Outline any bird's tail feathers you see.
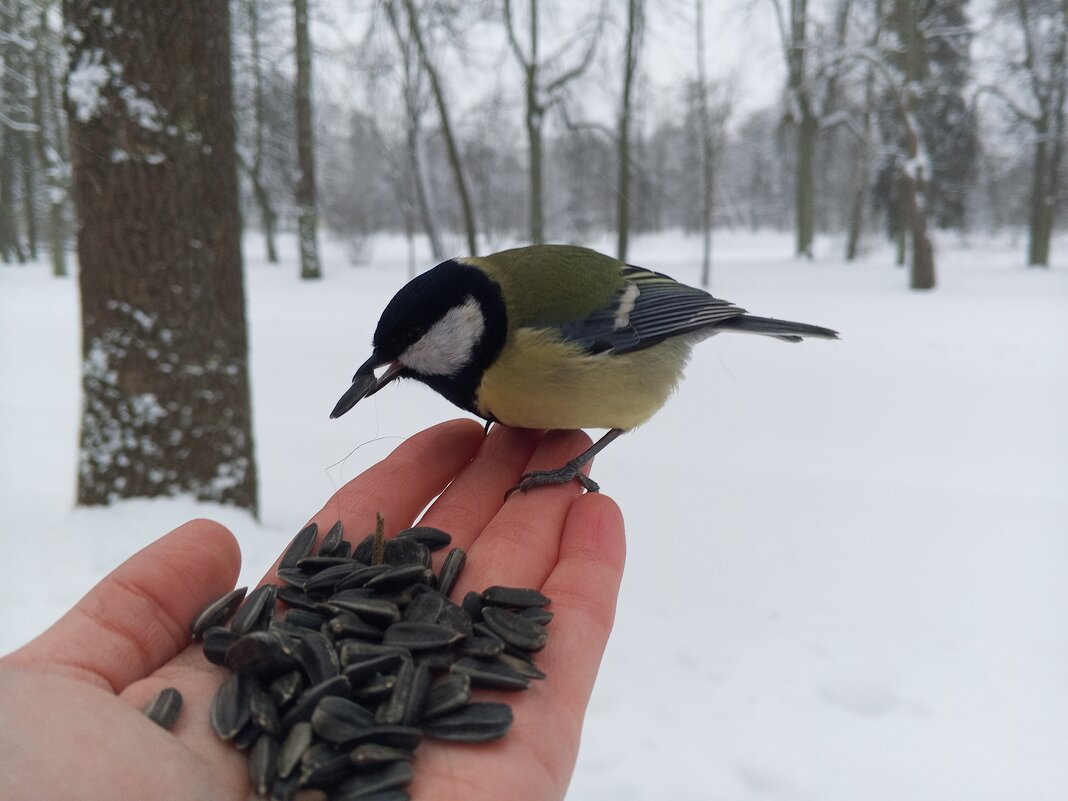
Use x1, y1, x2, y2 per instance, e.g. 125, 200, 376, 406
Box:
718, 315, 839, 343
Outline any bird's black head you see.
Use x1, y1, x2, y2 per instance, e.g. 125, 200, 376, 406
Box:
331, 259, 507, 419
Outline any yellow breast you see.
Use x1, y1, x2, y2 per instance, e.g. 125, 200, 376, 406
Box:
474, 329, 691, 430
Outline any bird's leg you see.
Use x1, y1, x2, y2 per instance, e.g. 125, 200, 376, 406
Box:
506, 428, 626, 498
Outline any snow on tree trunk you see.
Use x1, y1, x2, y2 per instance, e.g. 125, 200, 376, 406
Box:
64, 0, 258, 512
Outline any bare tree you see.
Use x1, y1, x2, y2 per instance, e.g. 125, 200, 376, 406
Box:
616, 0, 643, 261
244, 0, 279, 264
382, 0, 444, 260
399, 0, 478, 255
504, 0, 603, 244
294, 0, 322, 278
985, 0, 1068, 266
695, 0, 714, 285
65, 0, 258, 510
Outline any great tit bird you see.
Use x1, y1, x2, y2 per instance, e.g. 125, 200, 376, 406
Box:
331, 244, 837, 495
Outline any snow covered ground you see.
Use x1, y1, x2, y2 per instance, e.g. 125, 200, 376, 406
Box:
2, 229, 1066, 800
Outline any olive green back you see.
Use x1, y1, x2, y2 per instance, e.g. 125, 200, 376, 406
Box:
465, 245, 627, 329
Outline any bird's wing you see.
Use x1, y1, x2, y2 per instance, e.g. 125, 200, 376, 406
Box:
553, 265, 746, 355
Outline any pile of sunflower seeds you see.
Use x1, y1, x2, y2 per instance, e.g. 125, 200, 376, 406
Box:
191, 520, 552, 801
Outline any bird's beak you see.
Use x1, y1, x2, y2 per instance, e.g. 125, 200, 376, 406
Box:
329, 354, 405, 419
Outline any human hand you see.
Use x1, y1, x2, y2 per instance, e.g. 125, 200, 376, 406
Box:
0, 420, 626, 801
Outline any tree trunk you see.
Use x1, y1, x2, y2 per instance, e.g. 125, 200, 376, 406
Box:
526, 66, 544, 245
1027, 137, 1052, 266
32, 7, 68, 277
248, 0, 278, 264
65, 0, 258, 512
795, 108, 816, 259
845, 68, 873, 262
402, 0, 478, 255
294, 0, 322, 278
0, 127, 23, 263
696, 0, 714, 286
20, 126, 38, 261
616, 0, 641, 262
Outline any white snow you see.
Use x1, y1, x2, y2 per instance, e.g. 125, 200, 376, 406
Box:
66, 48, 111, 123
1, 230, 1066, 800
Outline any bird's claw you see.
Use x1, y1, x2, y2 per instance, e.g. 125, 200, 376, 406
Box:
505, 461, 600, 499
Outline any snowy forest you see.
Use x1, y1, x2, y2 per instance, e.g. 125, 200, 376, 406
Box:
1, 0, 1064, 286
1, 4, 1065, 799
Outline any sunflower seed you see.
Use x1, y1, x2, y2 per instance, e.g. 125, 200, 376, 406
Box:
233, 720, 262, 750
318, 520, 345, 556
383, 537, 431, 568
364, 564, 432, 592
332, 761, 414, 800
481, 606, 549, 652
334, 564, 392, 591
296, 555, 358, 573
280, 523, 318, 570
354, 672, 397, 704
328, 611, 385, 641
450, 656, 530, 690
327, 596, 401, 626
422, 702, 513, 742
460, 591, 484, 623
304, 563, 367, 594
383, 621, 464, 652
269, 670, 303, 709
374, 657, 415, 725
394, 526, 452, 552
349, 744, 413, 768
202, 625, 238, 665
269, 774, 299, 801
311, 695, 375, 744
299, 748, 353, 788
210, 672, 252, 740
457, 635, 504, 658
191, 587, 247, 638
276, 585, 319, 611
250, 684, 281, 734
277, 720, 313, 779
437, 601, 473, 639
276, 568, 314, 589
437, 548, 466, 598
517, 606, 554, 625
230, 585, 278, 636
250, 732, 279, 796
143, 687, 183, 730
280, 675, 352, 730
226, 630, 298, 677
498, 651, 547, 680
481, 586, 551, 608
342, 653, 405, 685
282, 608, 326, 630
401, 591, 443, 625
421, 672, 471, 719
296, 629, 340, 686
343, 725, 423, 750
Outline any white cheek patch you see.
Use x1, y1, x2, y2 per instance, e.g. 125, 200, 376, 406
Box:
399, 296, 485, 376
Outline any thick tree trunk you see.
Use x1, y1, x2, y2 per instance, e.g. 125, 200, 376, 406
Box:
294, 0, 322, 278
1028, 137, 1053, 267
65, 0, 258, 512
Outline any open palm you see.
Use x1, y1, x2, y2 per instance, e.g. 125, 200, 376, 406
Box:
0, 420, 626, 801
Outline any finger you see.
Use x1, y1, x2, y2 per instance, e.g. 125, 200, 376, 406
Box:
262, 419, 485, 582
5, 519, 241, 694
418, 425, 543, 551
453, 429, 594, 597
537, 493, 626, 707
